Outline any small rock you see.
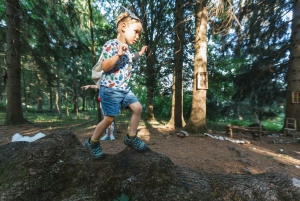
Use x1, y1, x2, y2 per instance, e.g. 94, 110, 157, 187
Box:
180, 130, 189, 136
292, 178, 300, 188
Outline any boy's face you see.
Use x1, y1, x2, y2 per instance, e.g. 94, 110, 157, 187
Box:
123, 22, 143, 45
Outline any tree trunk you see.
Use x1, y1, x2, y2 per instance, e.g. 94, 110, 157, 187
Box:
36, 71, 43, 111
0, 68, 3, 102
49, 85, 53, 111
5, 0, 27, 125
55, 64, 62, 119
72, 77, 79, 115
65, 92, 69, 116
0, 67, 6, 102
168, 0, 186, 128
81, 91, 86, 111
145, 51, 156, 121
140, 7, 156, 122
146, 86, 155, 120
167, 77, 175, 126
1, 131, 299, 201
284, 0, 300, 127
184, 0, 208, 133
87, 0, 101, 122
21, 68, 27, 109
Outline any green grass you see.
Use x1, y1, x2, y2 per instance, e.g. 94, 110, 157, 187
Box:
0, 110, 97, 127
0, 109, 284, 133
207, 116, 283, 132
0, 112, 5, 122
262, 121, 283, 132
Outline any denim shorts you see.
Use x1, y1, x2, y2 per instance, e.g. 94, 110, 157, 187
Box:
99, 86, 139, 116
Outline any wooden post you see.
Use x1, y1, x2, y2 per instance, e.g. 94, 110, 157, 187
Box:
225, 124, 233, 138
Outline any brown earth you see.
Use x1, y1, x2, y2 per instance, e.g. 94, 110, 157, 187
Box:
0, 120, 299, 179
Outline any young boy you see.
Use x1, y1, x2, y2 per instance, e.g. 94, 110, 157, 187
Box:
85, 7, 148, 159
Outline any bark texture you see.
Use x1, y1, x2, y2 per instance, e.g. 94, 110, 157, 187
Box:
0, 131, 299, 201
5, 0, 27, 125
285, 0, 300, 126
184, 1, 208, 133
173, 0, 186, 127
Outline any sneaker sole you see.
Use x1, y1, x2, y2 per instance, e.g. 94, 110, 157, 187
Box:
124, 141, 148, 151
85, 142, 105, 159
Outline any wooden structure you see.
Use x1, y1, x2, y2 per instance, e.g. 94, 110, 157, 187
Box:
284, 118, 298, 138
225, 124, 267, 140
196, 71, 208, 90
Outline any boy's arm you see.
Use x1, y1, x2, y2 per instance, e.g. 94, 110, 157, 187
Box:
132, 46, 148, 62
81, 85, 98, 90
102, 44, 128, 72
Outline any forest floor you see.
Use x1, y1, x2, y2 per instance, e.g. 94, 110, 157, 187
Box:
1, 119, 300, 179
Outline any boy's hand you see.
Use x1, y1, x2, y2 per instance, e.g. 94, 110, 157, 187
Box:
81, 85, 90, 90
81, 85, 98, 90
139, 46, 148, 56
118, 44, 129, 56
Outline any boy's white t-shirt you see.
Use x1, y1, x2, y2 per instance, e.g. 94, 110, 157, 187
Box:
99, 39, 134, 91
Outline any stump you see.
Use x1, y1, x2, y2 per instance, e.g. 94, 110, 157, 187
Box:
0, 130, 299, 201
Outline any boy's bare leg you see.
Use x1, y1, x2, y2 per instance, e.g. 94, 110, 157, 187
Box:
128, 102, 142, 136
85, 116, 114, 159
123, 102, 147, 151
92, 116, 114, 141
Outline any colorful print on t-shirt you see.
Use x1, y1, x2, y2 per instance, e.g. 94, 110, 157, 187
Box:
99, 39, 134, 91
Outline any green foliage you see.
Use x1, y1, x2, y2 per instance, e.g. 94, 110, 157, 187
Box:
261, 119, 283, 132
153, 94, 172, 118
21, 110, 98, 126
228, 0, 291, 107
229, 118, 282, 132
113, 193, 129, 201
206, 0, 292, 124
0, 0, 294, 127
0, 101, 5, 112
183, 93, 192, 118
0, 109, 5, 121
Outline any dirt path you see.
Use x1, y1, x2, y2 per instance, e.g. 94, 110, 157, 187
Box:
1, 122, 300, 178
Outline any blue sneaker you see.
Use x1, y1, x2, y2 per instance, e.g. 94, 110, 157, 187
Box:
85, 138, 105, 159
124, 135, 148, 151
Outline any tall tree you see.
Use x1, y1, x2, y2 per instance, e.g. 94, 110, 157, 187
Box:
5, 0, 27, 125
87, 0, 102, 122
229, 0, 292, 114
168, 0, 186, 127
285, 0, 300, 126
0, 0, 6, 102
184, 0, 208, 133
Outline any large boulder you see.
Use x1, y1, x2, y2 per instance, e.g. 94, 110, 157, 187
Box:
0, 130, 299, 201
